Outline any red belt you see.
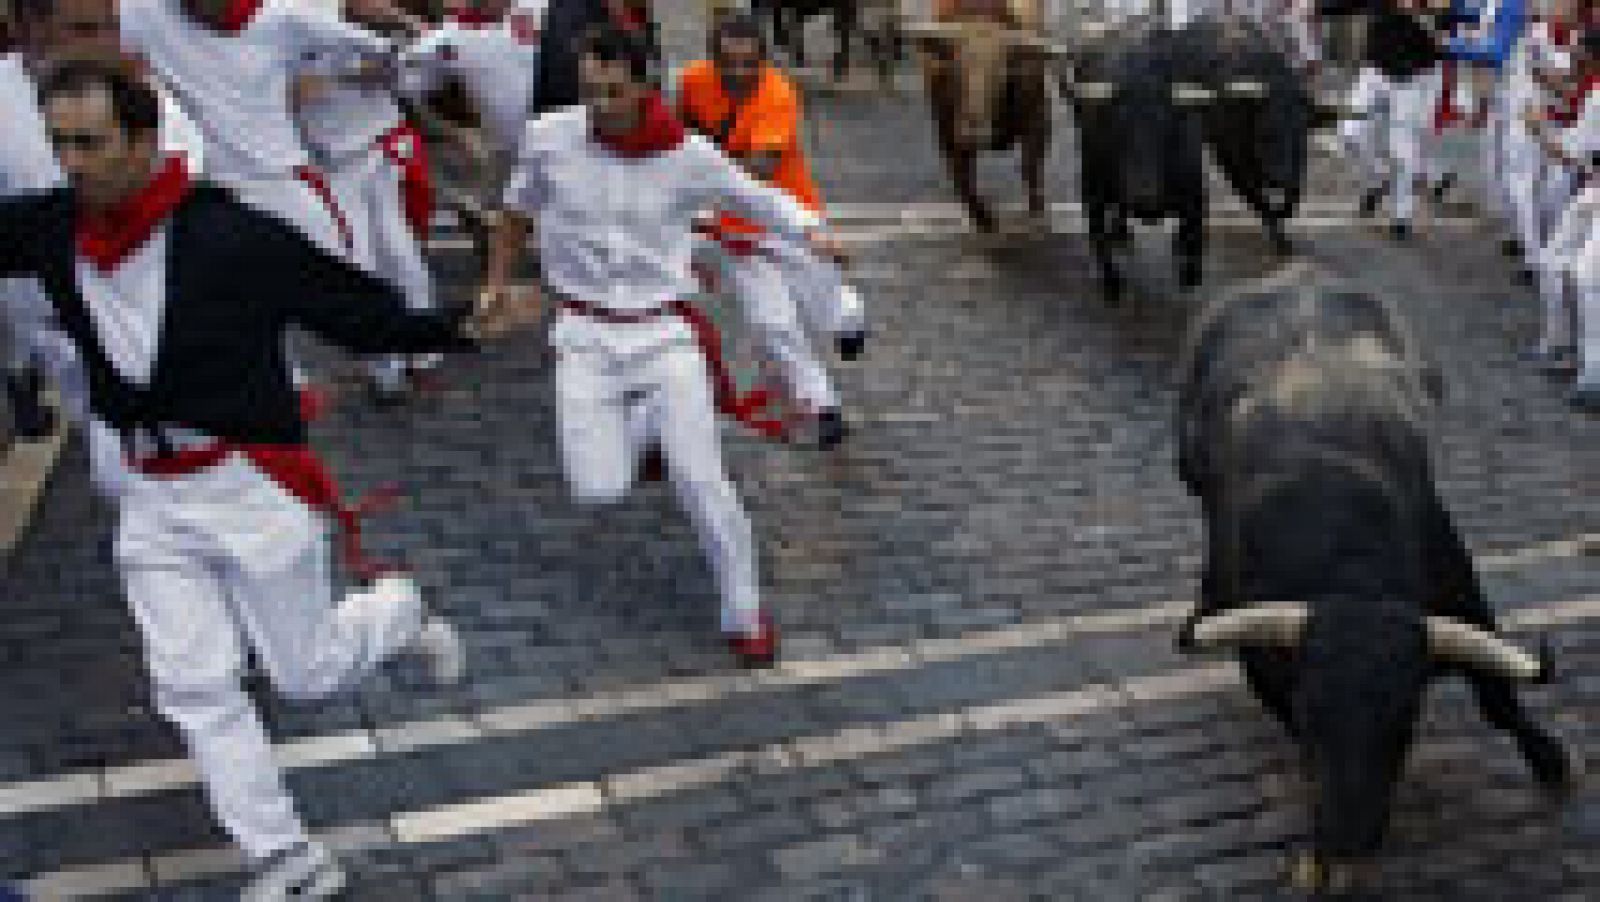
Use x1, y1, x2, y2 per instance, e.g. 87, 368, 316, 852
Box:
692, 218, 765, 258
378, 122, 433, 238
559, 298, 790, 440
294, 165, 355, 251
129, 442, 402, 582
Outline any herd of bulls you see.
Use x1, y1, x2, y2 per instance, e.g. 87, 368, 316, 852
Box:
791, 7, 1582, 893
904, 10, 1338, 302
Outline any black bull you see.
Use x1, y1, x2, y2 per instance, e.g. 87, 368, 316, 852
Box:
1175, 15, 1327, 255
1173, 263, 1575, 889
1066, 24, 1208, 302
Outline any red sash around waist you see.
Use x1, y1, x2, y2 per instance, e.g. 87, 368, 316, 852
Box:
559, 298, 790, 440
129, 442, 402, 582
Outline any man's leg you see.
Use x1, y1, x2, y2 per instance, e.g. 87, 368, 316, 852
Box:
1341, 67, 1388, 210
768, 237, 868, 353
368, 150, 443, 393
225, 527, 453, 701
556, 347, 637, 505
117, 531, 310, 862
649, 344, 765, 639
1386, 70, 1435, 235
1570, 211, 1600, 405
720, 246, 845, 445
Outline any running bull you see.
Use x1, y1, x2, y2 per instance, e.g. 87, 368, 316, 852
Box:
1174, 14, 1338, 256
903, 0, 1066, 233
1063, 18, 1210, 301
1174, 262, 1577, 892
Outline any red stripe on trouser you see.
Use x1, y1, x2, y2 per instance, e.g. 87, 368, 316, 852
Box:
128, 442, 403, 581
559, 299, 791, 440
294, 165, 354, 251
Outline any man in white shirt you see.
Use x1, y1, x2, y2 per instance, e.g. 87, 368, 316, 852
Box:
118, 0, 397, 254
482, 26, 847, 666
294, 0, 444, 404
400, 0, 545, 171
1528, 27, 1598, 407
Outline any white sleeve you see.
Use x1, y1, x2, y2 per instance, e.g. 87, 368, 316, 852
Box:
680, 135, 820, 238
117, 0, 153, 55
398, 30, 451, 98
502, 119, 552, 212
1562, 94, 1600, 165
268, 0, 392, 57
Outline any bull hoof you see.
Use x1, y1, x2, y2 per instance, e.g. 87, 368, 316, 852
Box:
1287, 852, 1361, 897
1179, 266, 1202, 291
970, 211, 999, 233
1528, 735, 1581, 799
1101, 277, 1124, 306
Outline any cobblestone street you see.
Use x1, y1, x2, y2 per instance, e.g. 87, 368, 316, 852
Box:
1, 5, 1598, 899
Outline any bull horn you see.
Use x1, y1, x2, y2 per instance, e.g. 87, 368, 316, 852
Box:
1178, 603, 1309, 652
1425, 617, 1548, 682
1071, 81, 1116, 101
901, 20, 966, 41
1008, 32, 1073, 56
1171, 83, 1217, 105
1224, 79, 1269, 97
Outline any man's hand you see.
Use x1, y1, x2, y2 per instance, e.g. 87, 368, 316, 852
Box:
466, 281, 544, 341
807, 227, 851, 269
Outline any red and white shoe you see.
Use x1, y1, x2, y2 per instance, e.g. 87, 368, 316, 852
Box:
726, 613, 779, 669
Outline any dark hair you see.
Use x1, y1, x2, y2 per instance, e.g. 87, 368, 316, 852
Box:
12, 0, 53, 23
577, 23, 656, 85
39, 59, 161, 135
710, 13, 767, 59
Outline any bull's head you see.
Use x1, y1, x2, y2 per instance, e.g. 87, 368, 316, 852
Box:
1179, 601, 1548, 890
904, 19, 1066, 149
1065, 70, 1215, 219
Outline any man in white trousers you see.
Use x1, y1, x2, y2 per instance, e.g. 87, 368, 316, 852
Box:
0, 63, 535, 898
1528, 26, 1598, 404
1342, 0, 1448, 238
294, 0, 445, 405
676, 14, 863, 449
482, 26, 848, 666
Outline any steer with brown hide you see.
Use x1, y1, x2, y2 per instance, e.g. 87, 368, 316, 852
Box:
904, 0, 1064, 232
1174, 261, 1576, 892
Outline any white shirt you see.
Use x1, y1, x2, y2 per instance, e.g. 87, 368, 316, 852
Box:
400, 6, 545, 157
1561, 91, 1599, 170
292, 0, 402, 161
0, 54, 64, 194
503, 107, 820, 354
120, 0, 391, 178
76, 231, 170, 388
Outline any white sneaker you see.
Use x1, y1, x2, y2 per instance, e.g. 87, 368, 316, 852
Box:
413, 616, 465, 686
241, 841, 346, 901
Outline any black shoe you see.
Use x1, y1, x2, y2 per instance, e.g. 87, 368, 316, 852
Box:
836, 330, 867, 361
368, 379, 409, 409
1430, 173, 1456, 202
817, 409, 849, 450
1389, 221, 1411, 241
1501, 238, 1522, 259
638, 441, 665, 482
4, 368, 56, 440
1358, 188, 1384, 218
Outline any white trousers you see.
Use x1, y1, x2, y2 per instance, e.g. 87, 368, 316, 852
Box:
325, 144, 437, 386
700, 240, 839, 414
1341, 66, 1441, 224
555, 338, 763, 634
1536, 182, 1600, 380
116, 456, 424, 861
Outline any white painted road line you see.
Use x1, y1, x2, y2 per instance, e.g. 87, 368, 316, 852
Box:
28, 587, 1597, 898
0, 531, 1591, 823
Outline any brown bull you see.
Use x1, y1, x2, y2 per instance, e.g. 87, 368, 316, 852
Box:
907, 0, 1065, 231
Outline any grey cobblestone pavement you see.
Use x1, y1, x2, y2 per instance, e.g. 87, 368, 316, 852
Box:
2, 6, 1598, 899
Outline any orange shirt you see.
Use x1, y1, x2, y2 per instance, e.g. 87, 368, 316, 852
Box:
676, 59, 823, 234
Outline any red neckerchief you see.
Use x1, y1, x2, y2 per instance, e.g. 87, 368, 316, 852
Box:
214, 0, 265, 34
448, 9, 500, 27
592, 92, 685, 158
1556, 71, 1600, 124
604, 0, 648, 33
76, 155, 194, 274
